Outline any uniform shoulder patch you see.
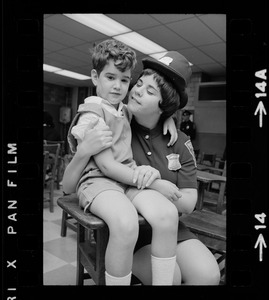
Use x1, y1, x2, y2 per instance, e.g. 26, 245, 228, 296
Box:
184, 140, 197, 167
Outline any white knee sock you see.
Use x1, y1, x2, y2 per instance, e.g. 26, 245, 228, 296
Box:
151, 255, 176, 285
105, 271, 132, 285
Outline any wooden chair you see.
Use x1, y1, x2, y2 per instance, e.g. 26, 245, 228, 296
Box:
43, 143, 61, 212
202, 161, 227, 213
44, 140, 65, 189
200, 152, 217, 167
57, 194, 148, 285
60, 198, 77, 237
180, 172, 226, 284
200, 152, 219, 192
43, 151, 49, 187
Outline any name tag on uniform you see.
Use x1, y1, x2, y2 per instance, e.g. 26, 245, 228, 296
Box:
166, 153, 181, 171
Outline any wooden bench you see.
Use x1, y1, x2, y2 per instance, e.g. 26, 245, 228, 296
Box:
57, 194, 149, 285
58, 190, 226, 285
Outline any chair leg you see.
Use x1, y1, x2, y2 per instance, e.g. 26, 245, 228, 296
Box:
56, 158, 64, 190
95, 227, 109, 285
56, 174, 60, 190
76, 259, 85, 286
61, 210, 68, 237
49, 181, 54, 213
76, 224, 85, 285
56, 161, 61, 190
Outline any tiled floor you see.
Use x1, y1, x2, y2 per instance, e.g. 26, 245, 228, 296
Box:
43, 187, 95, 285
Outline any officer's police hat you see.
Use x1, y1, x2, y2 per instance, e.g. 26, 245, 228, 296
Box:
142, 51, 192, 109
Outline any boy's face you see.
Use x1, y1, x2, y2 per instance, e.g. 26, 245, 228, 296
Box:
91, 60, 131, 107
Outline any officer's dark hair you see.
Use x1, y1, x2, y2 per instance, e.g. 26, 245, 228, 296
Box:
138, 68, 180, 122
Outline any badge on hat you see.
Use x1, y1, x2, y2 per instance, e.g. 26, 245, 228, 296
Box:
166, 153, 181, 171
159, 56, 173, 66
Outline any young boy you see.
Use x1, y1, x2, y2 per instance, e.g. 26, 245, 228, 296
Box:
67, 39, 178, 285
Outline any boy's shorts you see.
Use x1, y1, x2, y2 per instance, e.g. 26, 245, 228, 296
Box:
77, 177, 140, 212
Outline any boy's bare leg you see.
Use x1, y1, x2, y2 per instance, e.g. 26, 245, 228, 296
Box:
90, 190, 139, 284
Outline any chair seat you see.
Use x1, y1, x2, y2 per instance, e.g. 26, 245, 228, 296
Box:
57, 194, 107, 230
58, 194, 226, 285
57, 194, 149, 230
57, 194, 150, 285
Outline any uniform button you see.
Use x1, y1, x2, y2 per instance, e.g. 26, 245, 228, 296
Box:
145, 135, 149, 140
147, 151, 152, 156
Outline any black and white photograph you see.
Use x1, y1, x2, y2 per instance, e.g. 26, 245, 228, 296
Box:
43, 13, 226, 286
2, 2, 268, 299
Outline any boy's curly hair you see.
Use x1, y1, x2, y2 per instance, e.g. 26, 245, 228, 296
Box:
91, 39, 137, 74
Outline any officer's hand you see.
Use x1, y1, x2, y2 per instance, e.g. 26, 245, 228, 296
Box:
133, 165, 161, 189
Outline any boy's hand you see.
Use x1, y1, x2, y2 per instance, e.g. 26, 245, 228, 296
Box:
163, 116, 178, 147
133, 165, 161, 189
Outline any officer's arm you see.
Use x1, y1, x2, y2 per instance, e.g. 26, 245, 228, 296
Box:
62, 147, 91, 194
62, 125, 113, 194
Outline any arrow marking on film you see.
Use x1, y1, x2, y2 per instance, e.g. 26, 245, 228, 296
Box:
254, 233, 267, 262
254, 101, 267, 128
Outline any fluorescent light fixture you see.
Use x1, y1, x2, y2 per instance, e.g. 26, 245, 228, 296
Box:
64, 14, 131, 36
63, 14, 170, 58
43, 64, 91, 80
60, 15, 193, 72
43, 64, 61, 72
55, 70, 91, 80
114, 32, 166, 55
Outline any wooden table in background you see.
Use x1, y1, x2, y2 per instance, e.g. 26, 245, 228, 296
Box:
196, 170, 226, 211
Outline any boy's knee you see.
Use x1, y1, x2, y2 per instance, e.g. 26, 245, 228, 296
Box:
110, 215, 139, 244
151, 205, 178, 231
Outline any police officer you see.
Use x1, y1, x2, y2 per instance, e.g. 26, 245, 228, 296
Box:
180, 110, 196, 141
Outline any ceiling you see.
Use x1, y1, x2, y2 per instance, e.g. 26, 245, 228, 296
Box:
44, 14, 226, 88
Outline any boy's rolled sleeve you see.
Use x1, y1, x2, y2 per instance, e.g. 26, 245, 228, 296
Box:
71, 113, 105, 141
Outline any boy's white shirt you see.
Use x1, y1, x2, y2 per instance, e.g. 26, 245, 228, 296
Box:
71, 96, 131, 143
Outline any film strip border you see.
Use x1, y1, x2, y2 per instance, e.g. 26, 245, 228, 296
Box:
2, 8, 268, 299
228, 16, 267, 291
2, 9, 44, 299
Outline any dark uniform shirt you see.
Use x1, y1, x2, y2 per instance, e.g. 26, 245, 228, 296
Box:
180, 120, 196, 141
131, 118, 197, 189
